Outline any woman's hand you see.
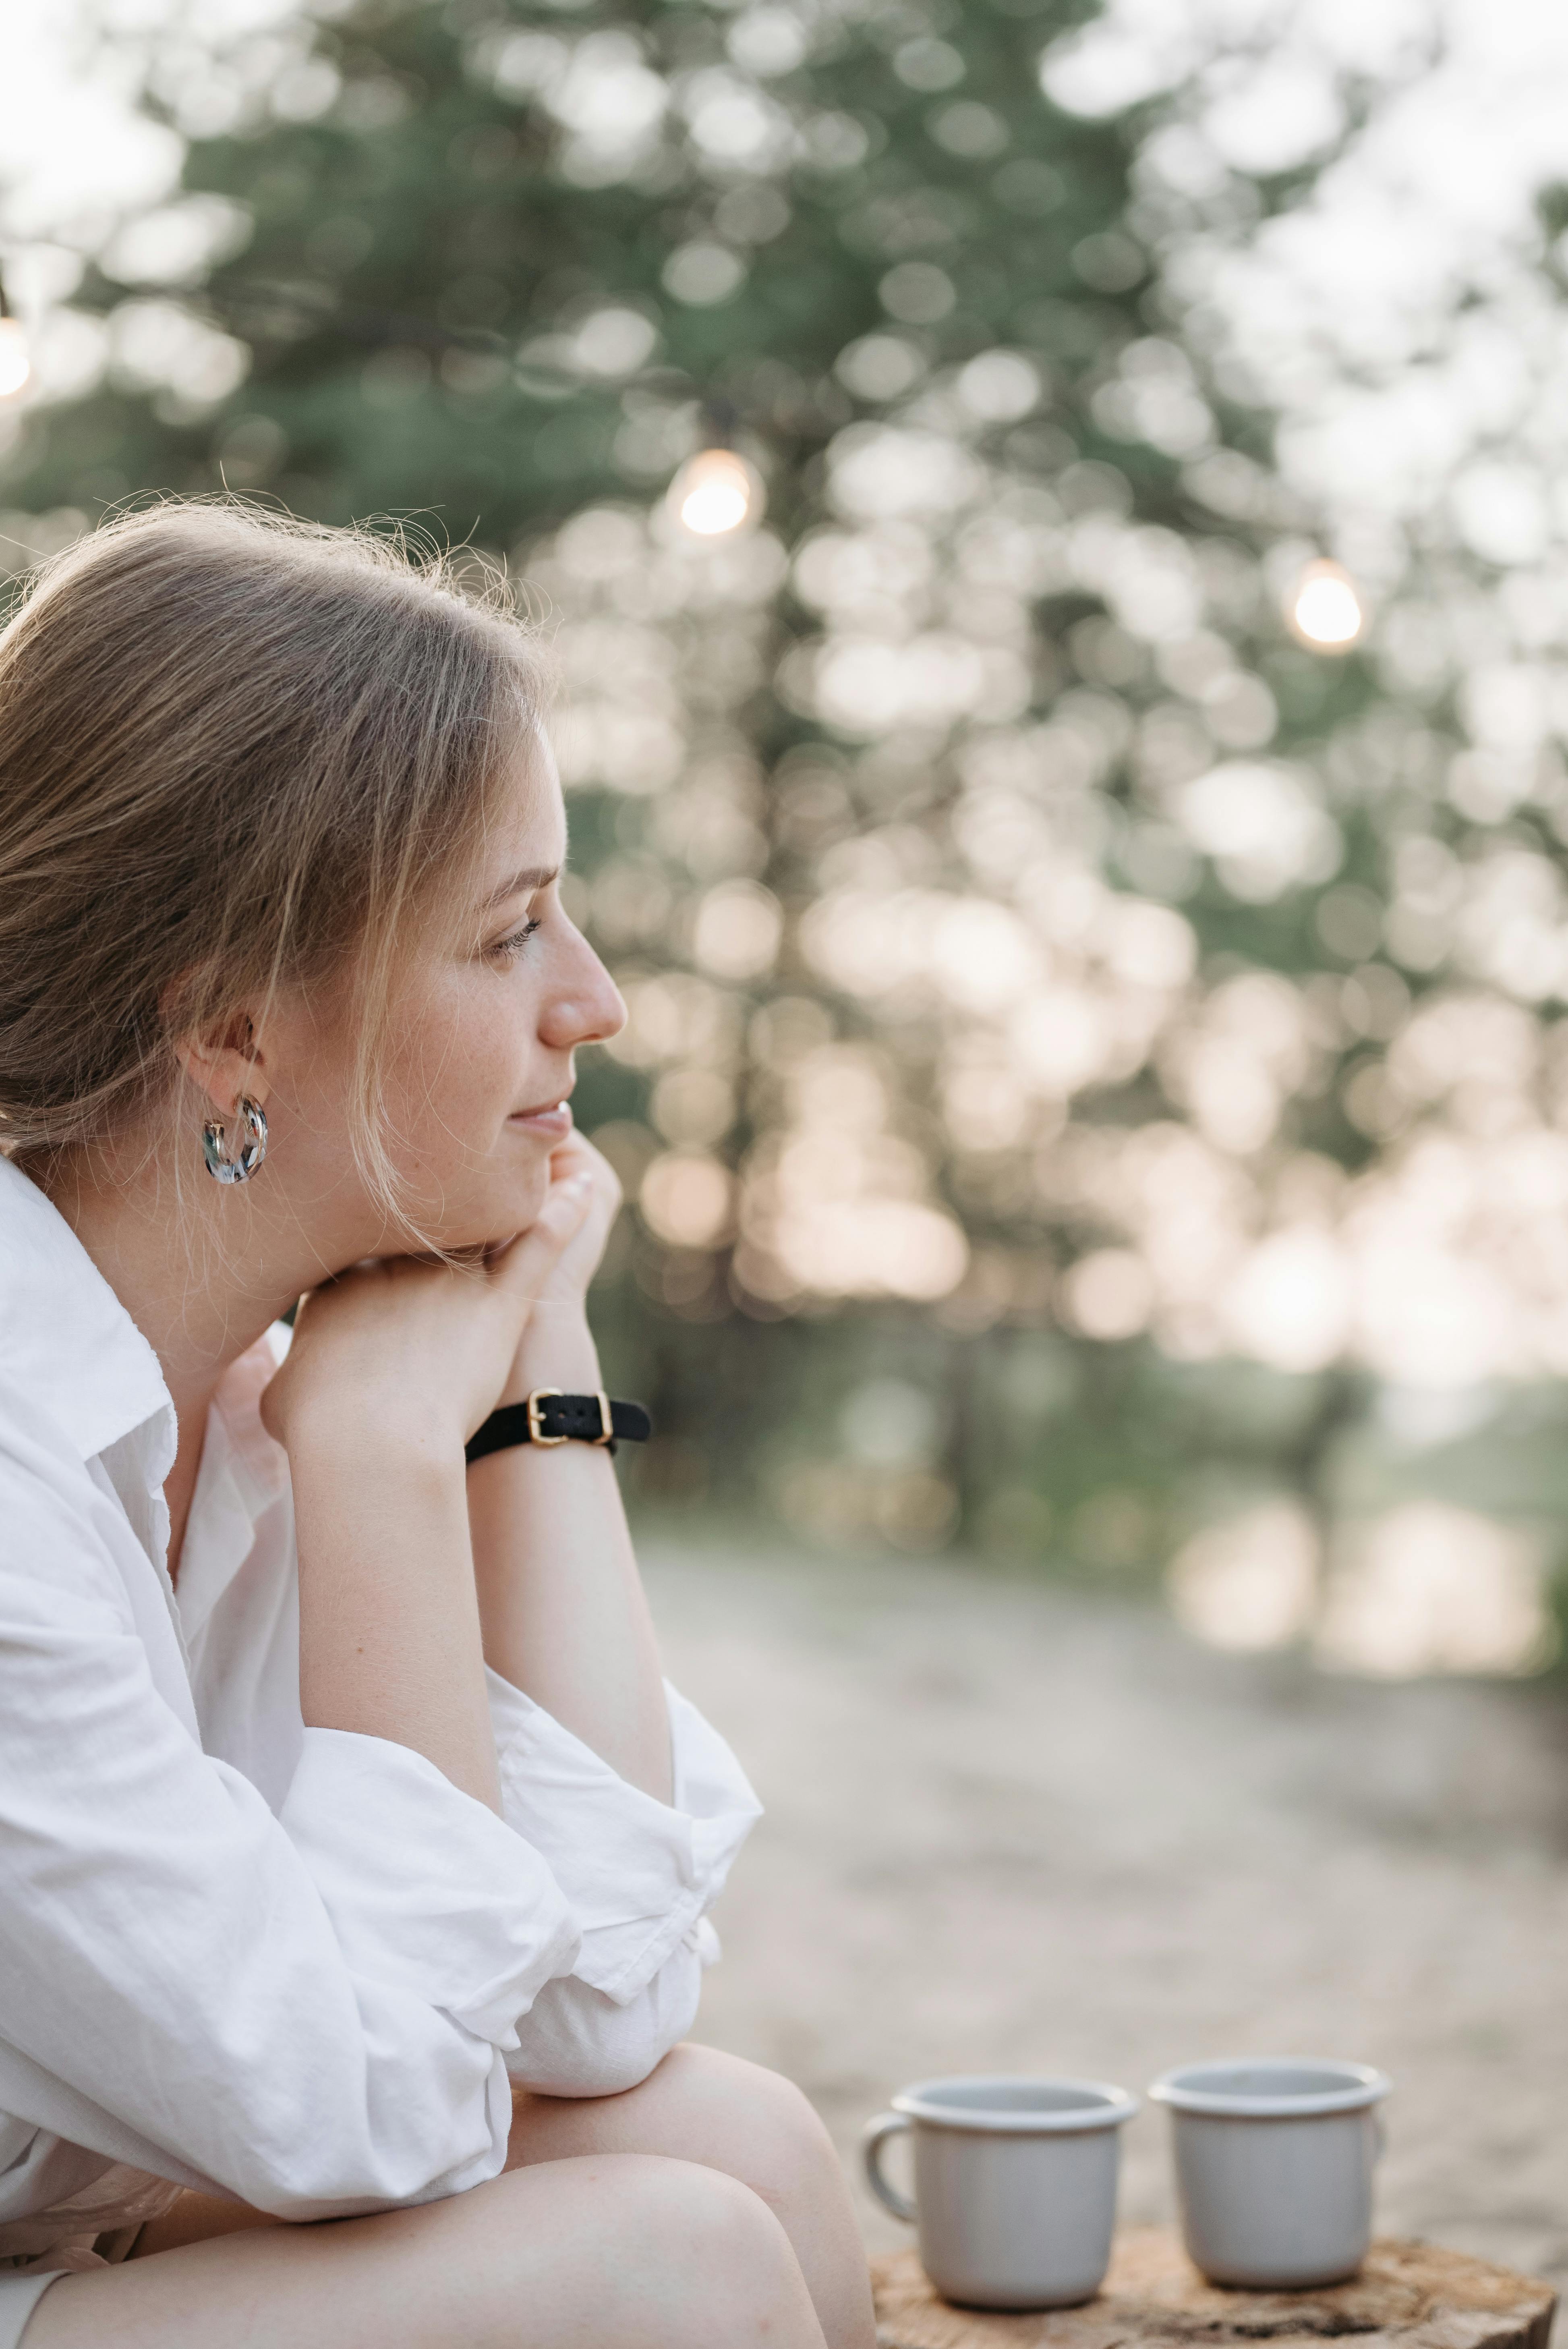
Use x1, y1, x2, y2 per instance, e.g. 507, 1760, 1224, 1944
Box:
490, 1125, 621, 1411
261, 1167, 596, 1458
530, 1126, 622, 1309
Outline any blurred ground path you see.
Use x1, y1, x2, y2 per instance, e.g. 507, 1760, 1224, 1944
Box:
642, 1541, 1568, 2316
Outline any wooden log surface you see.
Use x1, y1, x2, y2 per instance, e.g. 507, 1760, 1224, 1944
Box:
872, 2230, 1558, 2349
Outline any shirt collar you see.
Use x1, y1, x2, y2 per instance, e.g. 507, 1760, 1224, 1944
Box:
0, 1154, 172, 1464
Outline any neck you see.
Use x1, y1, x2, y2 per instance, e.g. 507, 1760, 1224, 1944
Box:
38, 1130, 334, 1429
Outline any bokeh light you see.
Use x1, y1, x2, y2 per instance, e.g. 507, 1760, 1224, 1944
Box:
1288, 558, 1364, 648
669, 447, 762, 537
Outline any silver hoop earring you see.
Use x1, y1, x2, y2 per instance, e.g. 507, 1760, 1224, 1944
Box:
202, 1097, 269, 1186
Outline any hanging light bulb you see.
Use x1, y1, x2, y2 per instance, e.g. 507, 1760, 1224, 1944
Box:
0, 289, 29, 400
668, 446, 762, 538
1288, 558, 1363, 649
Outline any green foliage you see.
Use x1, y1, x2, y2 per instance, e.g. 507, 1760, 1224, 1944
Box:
5, 0, 1566, 1669
15, 0, 1162, 525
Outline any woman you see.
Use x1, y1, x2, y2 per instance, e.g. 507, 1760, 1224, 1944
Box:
0, 504, 876, 2349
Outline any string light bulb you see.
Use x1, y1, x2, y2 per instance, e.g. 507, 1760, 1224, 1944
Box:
1288, 558, 1363, 649
668, 446, 762, 538
0, 287, 29, 401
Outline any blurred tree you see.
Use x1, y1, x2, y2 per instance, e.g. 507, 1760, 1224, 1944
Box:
3, 0, 1566, 1671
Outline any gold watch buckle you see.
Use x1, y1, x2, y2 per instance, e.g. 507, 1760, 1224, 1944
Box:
526, 1387, 567, 1446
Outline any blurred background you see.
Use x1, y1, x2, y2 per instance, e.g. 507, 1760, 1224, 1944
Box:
4, 0, 1568, 2296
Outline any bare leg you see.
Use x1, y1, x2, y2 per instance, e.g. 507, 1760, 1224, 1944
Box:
23, 2152, 828, 2349
505, 2044, 877, 2349
131, 2042, 874, 2348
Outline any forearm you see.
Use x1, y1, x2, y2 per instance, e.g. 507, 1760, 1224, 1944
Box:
289, 1426, 502, 1811
465, 1304, 672, 1802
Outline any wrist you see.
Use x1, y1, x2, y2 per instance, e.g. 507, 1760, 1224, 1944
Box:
501, 1303, 602, 1401
286, 1402, 468, 1474
522, 1295, 594, 1335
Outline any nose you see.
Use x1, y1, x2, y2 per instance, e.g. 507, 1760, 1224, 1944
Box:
539, 923, 626, 1052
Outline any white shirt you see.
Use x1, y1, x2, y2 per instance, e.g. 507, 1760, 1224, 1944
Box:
0, 1155, 760, 2251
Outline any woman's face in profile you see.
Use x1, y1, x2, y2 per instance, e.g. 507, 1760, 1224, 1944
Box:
281, 728, 626, 1260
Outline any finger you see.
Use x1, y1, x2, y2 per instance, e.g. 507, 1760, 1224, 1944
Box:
547, 1126, 592, 1186
551, 1132, 618, 1211
489, 1174, 594, 1295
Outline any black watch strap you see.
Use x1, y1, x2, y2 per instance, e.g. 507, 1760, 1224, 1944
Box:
464, 1389, 652, 1465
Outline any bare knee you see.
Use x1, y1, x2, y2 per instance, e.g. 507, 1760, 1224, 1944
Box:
627, 2152, 793, 2264
632, 2053, 874, 2349
652, 2044, 843, 2203
552, 2154, 821, 2348
514, 2041, 840, 2192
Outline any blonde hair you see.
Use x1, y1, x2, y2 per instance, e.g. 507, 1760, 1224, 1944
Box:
0, 500, 547, 1212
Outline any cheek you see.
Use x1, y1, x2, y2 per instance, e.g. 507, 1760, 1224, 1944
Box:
381, 976, 528, 1151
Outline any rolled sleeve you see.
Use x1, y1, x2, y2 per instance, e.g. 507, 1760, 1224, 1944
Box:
280, 1728, 580, 2048
503, 1937, 704, 2098
485, 1672, 762, 2006
0, 1475, 588, 2216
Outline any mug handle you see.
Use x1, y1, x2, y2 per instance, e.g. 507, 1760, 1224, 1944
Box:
862, 2113, 917, 2223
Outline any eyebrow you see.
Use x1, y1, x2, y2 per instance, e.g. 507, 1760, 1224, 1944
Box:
479, 865, 560, 912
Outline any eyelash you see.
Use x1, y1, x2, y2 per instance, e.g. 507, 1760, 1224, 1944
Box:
488, 916, 542, 965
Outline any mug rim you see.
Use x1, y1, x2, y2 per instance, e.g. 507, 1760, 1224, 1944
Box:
1149, 2058, 1390, 2118
890, 2074, 1141, 2134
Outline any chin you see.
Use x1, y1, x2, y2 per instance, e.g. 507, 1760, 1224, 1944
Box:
457, 1164, 554, 1252
391, 1140, 553, 1256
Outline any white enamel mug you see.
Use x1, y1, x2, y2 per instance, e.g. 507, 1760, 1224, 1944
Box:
862, 2076, 1139, 2310
1149, 2059, 1391, 2289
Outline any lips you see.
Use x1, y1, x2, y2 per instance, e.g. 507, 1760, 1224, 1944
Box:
509, 1097, 574, 1139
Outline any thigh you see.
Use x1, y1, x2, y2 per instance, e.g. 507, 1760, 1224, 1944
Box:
21, 2152, 823, 2349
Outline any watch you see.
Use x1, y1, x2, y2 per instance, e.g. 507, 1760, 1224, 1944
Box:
464, 1388, 653, 1465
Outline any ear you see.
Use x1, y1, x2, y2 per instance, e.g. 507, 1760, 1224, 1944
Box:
172, 1008, 269, 1122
